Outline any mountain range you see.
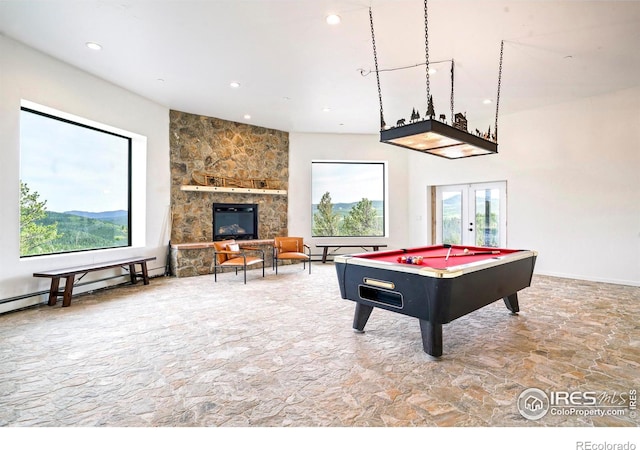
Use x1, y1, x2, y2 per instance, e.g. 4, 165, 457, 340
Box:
64, 210, 128, 226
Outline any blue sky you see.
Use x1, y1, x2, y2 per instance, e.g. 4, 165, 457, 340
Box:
311, 162, 384, 204
20, 110, 129, 213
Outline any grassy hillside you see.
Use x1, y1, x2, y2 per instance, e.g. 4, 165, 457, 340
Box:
38, 211, 129, 252
63, 210, 129, 227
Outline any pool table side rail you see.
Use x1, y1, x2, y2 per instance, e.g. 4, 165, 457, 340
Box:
334, 250, 538, 278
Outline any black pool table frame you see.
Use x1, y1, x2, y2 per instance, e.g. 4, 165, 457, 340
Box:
335, 249, 537, 357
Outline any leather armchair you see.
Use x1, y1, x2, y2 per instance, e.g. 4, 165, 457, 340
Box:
212, 239, 264, 283
273, 237, 311, 274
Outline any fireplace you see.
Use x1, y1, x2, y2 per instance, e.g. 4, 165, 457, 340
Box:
213, 203, 259, 241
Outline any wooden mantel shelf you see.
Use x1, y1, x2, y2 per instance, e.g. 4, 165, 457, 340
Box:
180, 185, 287, 195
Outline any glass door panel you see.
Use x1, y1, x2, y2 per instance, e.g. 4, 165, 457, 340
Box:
442, 191, 463, 245
474, 188, 501, 247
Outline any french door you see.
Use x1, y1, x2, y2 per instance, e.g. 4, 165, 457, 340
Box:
435, 181, 507, 248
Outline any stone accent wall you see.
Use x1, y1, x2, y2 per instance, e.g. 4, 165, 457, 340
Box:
169, 110, 289, 276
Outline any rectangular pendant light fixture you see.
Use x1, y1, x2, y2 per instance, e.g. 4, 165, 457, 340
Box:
368, 0, 505, 160
380, 119, 497, 159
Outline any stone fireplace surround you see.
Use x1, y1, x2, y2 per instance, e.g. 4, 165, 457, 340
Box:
169, 110, 289, 277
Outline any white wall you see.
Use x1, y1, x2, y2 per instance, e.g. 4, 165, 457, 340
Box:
291, 89, 639, 286
504, 87, 639, 285
404, 87, 640, 286
288, 133, 410, 253
1, 36, 637, 317
0, 36, 171, 313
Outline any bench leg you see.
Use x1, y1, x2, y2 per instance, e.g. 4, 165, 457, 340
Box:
128, 262, 150, 285
129, 264, 137, 284
61, 275, 75, 307
140, 262, 150, 285
322, 247, 329, 263
47, 277, 61, 306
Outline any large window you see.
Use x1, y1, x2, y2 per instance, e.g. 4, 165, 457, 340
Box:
19, 106, 132, 257
311, 161, 386, 237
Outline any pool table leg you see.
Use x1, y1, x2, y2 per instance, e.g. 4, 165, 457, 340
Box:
503, 293, 520, 314
419, 320, 443, 358
353, 303, 374, 332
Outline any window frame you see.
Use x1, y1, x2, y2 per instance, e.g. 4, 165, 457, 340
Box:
311, 160, 387, 238
19, 104, 134, 258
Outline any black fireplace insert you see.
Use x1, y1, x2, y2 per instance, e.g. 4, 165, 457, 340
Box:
213, 203, 258, 241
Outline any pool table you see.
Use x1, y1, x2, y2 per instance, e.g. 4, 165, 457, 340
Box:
334, 244, 537, 357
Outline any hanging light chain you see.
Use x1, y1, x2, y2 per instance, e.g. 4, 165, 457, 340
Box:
424, 0, 430, 108
494, 40, 504, 142
369, 0, 502, 138
369, 7, 385, 130
450, 59, 454, 125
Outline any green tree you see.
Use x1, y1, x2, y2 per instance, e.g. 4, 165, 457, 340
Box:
312, 192, 340, 236
20, 181, 61, 256
342, 198, 379, 236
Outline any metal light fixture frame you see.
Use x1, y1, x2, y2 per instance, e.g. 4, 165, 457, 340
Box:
370, 0, 504, 159
380, 118, 498, 159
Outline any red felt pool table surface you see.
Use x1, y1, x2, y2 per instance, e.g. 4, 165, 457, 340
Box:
358, 245, 522, 270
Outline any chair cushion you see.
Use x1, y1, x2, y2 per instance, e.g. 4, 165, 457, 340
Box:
213, 239, 236, 264
277, 237, 300, 253
222, 256, 263, 266
226, 243, 240, 254
278, 252, 309, 260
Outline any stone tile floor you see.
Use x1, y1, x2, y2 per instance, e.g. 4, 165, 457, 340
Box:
0, 263, 638, 428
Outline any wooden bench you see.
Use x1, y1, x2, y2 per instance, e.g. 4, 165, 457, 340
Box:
315, 244, 387, 263
33, 256, 156, 307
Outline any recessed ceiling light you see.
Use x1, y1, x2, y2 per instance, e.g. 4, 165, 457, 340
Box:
326, 14, 341, 25
428, 68, 437, 75
483, 99, 492, 105
86, 42, 102, 51
243, 114, 251, 120
230, 81, 241, 88
322, 107, 331, 112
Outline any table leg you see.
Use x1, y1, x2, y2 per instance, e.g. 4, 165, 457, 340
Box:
352, 303, 374, 332
503, 293, 519, 314
47, 277, 61, 306
61, 275, 75, 307
322, 247, 329, 263
419, 319, 443, 358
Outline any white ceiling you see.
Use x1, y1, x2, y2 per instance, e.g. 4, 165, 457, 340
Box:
1, 0, 639, 135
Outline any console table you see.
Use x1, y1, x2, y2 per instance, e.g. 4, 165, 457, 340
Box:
315, 244, 388, 263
